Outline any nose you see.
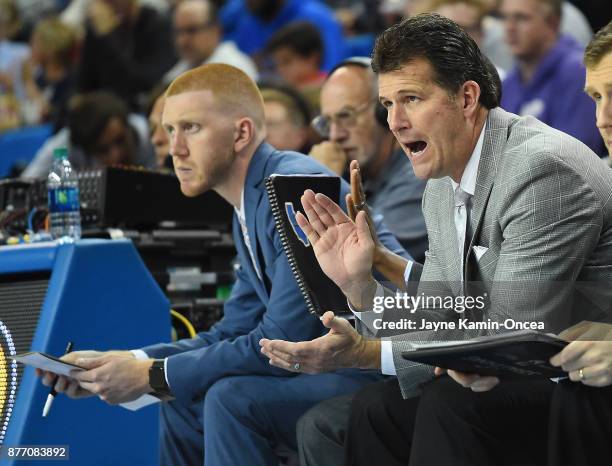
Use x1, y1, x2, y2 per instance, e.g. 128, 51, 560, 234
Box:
176, 34, 189, 51
596, 97, 612, 131
152, 127, 167, 148
387, 104, 410, 134
169, 131, 188, 158
329, 120, 348, 143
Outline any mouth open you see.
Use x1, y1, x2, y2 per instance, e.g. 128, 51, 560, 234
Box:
406, 141, 428, 157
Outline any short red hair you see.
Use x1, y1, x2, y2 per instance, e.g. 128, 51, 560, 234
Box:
166, 63, 265, 129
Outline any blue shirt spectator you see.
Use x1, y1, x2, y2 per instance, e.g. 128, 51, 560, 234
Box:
220, 0, 346, 71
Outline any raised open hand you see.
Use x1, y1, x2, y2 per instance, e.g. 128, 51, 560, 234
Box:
296, 189, 376, 301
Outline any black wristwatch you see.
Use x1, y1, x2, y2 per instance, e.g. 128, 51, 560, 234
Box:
149, 359, 174, 401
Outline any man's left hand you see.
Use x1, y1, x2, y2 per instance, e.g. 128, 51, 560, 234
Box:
72, 354, 154, 404
260, 311, 380, 373
550, 322, 612, 387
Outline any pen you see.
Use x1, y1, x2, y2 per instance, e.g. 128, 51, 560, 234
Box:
42, 341, 73, 417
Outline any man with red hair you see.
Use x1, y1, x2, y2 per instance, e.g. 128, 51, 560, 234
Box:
39, 63, 410, 466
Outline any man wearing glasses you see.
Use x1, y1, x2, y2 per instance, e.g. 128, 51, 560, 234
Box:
163, 0, 258, 85
310, 58, 428, 261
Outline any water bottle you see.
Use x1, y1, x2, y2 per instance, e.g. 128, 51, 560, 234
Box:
47, 147, 82, 241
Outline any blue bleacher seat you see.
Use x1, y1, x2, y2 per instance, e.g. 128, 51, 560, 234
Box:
0, 124, 52, 178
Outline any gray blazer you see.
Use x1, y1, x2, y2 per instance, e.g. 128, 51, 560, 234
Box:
373, 107, 612, 398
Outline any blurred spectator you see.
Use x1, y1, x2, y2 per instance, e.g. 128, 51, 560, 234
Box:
22, 91, 155, 178
0, 0, 29, 130
261, 84, 312, 153
500, 0, 604, 154
310, 59, 428, 260
78, 0, 176, 111
164, 0, 257, 84
13, 0, 59, 40
265, 21, 325, 109
484, 1, 593, 71
429, 0, 487, 44
146, 86, 172, 169
21, 18, 78, 131
220, 0, 346, 71
331, 0, 387, 38
61, 0, 171, 37
428, 0, 506, 78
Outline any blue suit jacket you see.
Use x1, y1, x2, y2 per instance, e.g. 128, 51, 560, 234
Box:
142, 143, 409, 404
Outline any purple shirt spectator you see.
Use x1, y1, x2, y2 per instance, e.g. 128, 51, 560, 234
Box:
502, 35, 605, 155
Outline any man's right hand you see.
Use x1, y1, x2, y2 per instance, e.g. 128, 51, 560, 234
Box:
296, 189, 377, 308
309, 141, 348, 176
35, 350, 133, 399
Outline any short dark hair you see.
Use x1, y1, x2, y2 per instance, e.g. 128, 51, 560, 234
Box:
68, 91, 129, 152
585, 20, 612, 68
372, 13, 500, 109
265, 21, 324, 65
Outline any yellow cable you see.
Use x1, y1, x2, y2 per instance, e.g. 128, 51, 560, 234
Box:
170, 309, 197, 338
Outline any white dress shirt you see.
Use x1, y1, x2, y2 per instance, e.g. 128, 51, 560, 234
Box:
235, 189, 262, 280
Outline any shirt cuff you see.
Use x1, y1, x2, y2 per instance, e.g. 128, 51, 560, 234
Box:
347, 280, 385, 321
380, 340, 397, 375
403, 260, 413, 285
131, 350, 170, 388
131, 349, 148, 360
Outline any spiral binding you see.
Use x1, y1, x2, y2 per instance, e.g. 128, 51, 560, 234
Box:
265, 177, 319, 315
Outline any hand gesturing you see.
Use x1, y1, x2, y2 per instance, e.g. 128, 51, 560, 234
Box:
296, 189, 375, 297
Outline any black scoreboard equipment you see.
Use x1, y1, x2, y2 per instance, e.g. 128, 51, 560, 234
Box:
0, 167, 233, 233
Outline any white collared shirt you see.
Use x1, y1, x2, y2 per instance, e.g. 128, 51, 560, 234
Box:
449, 121, 485, 202
235, 189, 263, 280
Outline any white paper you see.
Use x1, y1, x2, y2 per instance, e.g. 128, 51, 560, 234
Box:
11, 352, 84, 376
119, 394, 160, 411
12, 352, 161, 411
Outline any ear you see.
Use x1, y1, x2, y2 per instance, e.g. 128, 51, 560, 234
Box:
233, 117, 256, 153
461, 80, 481, 119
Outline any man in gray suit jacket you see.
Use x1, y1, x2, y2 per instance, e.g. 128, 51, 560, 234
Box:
260, 13, 612, 466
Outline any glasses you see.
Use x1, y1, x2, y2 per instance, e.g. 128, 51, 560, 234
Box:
311, 100, 375, 138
